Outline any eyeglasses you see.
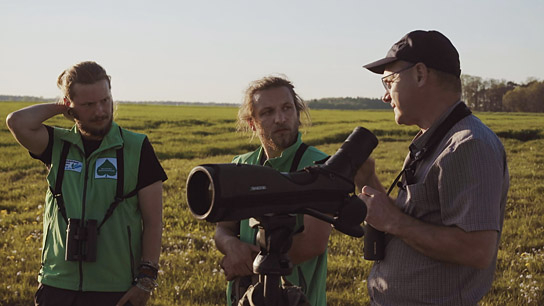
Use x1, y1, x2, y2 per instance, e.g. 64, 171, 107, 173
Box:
381, 64, 416, 93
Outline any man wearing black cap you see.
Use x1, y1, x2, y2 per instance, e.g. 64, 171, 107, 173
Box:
356, 30, 510, 305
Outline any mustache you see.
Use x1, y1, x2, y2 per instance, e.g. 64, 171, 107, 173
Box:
91, 115, 110, 122
273, 125, 291, 132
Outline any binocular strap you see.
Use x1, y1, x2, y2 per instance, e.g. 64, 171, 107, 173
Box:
51, 127, 139, 231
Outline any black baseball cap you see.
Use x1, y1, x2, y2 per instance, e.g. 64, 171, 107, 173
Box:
363, 30, 461, 78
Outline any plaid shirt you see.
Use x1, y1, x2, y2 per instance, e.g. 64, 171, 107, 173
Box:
368, 103, 509, 305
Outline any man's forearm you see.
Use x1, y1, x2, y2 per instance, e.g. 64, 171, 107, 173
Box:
7, 102, 67, 130
390, 213, 498, 269
141, 222, 162, 264
138, 182, 163, 265
288, 216, 331, 264
6, 102, 68, 155
360, 186, 497, 269
214, 222, 240, 256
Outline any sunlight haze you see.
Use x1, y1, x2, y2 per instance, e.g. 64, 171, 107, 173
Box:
1, 0, 542, 104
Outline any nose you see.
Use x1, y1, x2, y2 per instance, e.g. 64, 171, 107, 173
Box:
382, 91, 392, 104
274, 110, 286, 123
95, 101, 107, 116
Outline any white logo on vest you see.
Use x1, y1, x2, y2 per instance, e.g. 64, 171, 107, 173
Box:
95, 158, 118, 179
65, 159, 83, 173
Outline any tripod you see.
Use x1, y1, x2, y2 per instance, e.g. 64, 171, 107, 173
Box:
238, 214, 310, 306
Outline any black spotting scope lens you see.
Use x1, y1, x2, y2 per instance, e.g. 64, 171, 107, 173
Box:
186, 166, 215, 219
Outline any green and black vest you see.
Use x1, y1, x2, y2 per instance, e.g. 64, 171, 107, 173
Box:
39, 122, 145, 292
227, 133, 329, 306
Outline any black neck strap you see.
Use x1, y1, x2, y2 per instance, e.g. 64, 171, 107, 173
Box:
50, 141, 71, 224
290, 142, 309, 172
97, 128, 139, 232
259, 142, 309, 172
52, 127, 139, 231
387, 102, 472, 195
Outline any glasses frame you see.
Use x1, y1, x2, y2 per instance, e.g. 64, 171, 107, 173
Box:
381, 63, 416, 93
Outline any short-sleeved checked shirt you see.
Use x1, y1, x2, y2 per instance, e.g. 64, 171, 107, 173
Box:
368, 102, 510, 305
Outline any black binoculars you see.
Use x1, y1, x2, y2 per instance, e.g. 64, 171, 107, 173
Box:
65, 218, 98, 262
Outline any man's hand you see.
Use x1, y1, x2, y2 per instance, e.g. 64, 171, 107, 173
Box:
215, 221, 260, 281
354, 157, 388, 195
116, 286, 150, 306
358, 185, 400, 233
219, 240, 260, 281
354, 158, 375, 190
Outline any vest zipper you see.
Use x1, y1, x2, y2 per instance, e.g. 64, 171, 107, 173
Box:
40, 223, 51, 275
78, 160, 90, 291
127, 226, 135, 281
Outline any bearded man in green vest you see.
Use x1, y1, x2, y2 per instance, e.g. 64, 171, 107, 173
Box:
6, 61, 167, 306
214, 75, 331, 306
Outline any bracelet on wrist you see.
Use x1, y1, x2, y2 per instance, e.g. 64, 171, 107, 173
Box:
138, 267, 158, 280
135, 275, 158, 292
140, 260, 159, 270
138, 260, 159, 279
136, 281, 152, 293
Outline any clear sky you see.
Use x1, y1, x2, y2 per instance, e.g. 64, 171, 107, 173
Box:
1, 0, 542, 104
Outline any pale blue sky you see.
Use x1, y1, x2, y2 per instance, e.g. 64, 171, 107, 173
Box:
1, 0, 542, 103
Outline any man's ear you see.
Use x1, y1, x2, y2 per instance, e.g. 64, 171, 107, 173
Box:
61, 97, 77, 122
248, 119, 256, 131
63, 97, 71, 107
415, 63, 428, 87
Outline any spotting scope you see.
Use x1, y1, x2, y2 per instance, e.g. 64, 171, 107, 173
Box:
186, 126, 378, 237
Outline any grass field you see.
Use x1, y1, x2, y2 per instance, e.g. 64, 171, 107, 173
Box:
0, 102, 543, 305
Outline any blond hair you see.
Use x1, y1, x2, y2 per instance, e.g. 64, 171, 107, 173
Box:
57, 61, 111, 101
237, 75, 310, 133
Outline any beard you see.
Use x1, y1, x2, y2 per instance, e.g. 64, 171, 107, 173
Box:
76, 117, 113, 138
259, 126, 299, 153
72, 107, 113, 139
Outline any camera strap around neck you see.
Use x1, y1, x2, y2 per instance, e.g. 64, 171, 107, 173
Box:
387, 102, 472, 195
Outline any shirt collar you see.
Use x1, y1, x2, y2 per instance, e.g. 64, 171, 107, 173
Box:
409, 100, 462, 157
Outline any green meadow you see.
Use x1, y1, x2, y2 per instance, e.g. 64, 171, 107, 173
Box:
0, 101, 543, 305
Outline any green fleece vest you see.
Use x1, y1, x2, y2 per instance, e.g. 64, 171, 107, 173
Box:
227, 133, 329, 306
39, 122, 145, 292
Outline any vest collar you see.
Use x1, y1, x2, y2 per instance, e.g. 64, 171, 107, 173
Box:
58, 121, 124, 156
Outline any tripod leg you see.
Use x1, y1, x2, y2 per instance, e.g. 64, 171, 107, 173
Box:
263, 274, 280, 306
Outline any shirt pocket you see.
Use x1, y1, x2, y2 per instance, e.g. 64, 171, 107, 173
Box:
404, 182, 433, 218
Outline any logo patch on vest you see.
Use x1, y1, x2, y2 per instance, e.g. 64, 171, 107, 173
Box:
95, 158, 118, 179
65, 159, 83, 173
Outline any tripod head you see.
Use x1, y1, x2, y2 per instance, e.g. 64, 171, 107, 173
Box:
250, 215, 295, 277
239, 214, 310, 306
